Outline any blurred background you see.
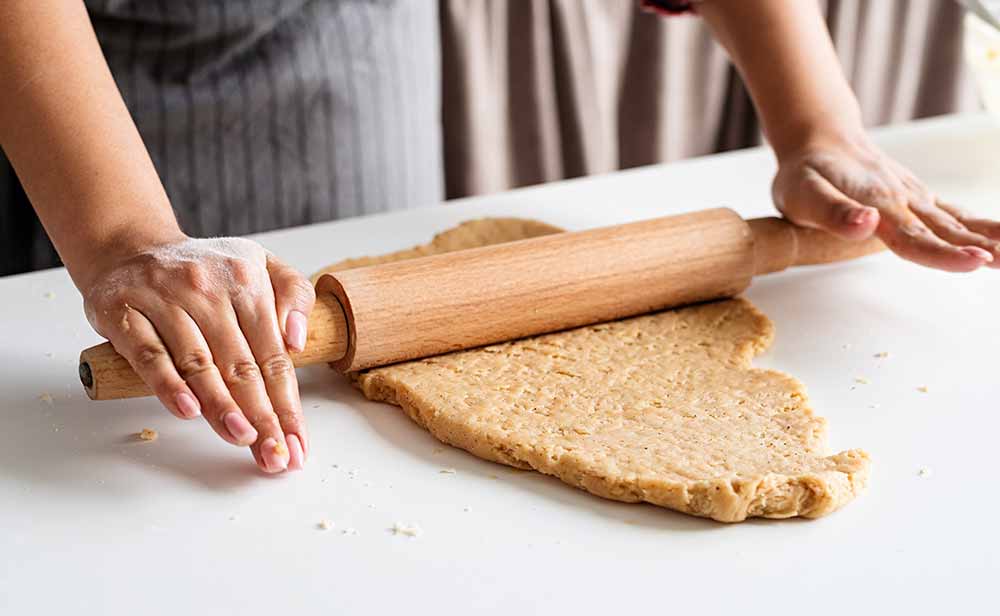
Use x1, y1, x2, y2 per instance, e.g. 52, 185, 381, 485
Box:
0, 0, 993, 277
440, 0, 979, 197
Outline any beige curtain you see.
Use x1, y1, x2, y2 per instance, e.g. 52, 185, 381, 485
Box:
440, 0, 979, 199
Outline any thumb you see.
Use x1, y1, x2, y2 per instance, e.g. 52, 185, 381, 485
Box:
266, 252, 316, 353
773, 170, 880, 241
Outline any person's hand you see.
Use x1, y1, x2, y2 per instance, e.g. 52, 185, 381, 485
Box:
772, 130, 1000, 272
81, 236, 315, 473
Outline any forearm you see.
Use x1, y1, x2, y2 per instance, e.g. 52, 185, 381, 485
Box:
0, 0, 182, 286
697, 0, 864, 158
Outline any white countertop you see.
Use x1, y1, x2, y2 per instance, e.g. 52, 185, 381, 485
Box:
1, 114, 997, 615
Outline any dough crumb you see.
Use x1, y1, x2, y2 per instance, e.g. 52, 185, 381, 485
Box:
44, 352, 54, 358
331, 464, 339, 469
272, 441, 288, 456
868, 403, 881, 409
439, 468, 457, 475
342, 527, 358, 536
917, 467, 933, 478
363, 481, 373, 487
916, 386, 929, 393
43, 291, 55, 300
873, 351, 889, 358
138, 428, 158, 442
390, 522, 422, 537
228, 515, 238, 522
841, 343, 852, 350
368, 503, 376, 510
38, 393, 54, 406
463, 506, 472, 512
317, 519, 334, 531
854, 377, 870, 385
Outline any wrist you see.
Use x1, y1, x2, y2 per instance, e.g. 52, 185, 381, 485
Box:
765, 107, 867, 163
69, 219, 187, 291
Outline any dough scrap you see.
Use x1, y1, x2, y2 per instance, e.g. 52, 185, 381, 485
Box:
317, 218, 869, 522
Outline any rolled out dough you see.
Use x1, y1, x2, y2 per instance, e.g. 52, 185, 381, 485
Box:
317, 218, 869, 522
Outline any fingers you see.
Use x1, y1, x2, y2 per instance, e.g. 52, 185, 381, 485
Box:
84, 238, 312, 475
266, 252, 316, 353
137, 301, 257, 448
875, 207, 993, 273
102, 304, 202, 421
910, 201, 1000, 269
187, 300, 291, 474
937, 202, 1000, 241
231, 286, 308, 472
774, 169, 880, 241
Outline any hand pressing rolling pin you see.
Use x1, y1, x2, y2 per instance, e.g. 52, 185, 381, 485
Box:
692, 0, 1000, 270
1, 1, 997, 474
0, 2, 314, 474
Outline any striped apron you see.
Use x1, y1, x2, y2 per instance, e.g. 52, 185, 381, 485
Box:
0, 0, 443, 275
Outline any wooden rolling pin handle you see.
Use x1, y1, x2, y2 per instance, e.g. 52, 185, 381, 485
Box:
78, 293, 350, 400
748, 217, 885, 275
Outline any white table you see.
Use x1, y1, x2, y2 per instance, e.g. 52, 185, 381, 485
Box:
1, 114, 997, 615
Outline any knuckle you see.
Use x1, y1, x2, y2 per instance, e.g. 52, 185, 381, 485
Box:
132, 343, 168, 371
146, 266, 170, 289
175, 349, 214, 379
944, 221, 968, 234
288, 276, 316, 302
178, 262, 220, 301
225, 257, 255, 287
259, 353, 295, 380
856, 183, 897, 206
272, 406, 302, 427
222, 358, 262, 387
899, 224, 930, 241
252, 413, 283, 435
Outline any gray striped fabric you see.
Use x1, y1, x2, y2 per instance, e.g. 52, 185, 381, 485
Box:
1, 0, 443, 274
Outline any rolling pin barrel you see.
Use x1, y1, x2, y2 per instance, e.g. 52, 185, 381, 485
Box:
79, 208, 883, 400
322, 208, 755, 372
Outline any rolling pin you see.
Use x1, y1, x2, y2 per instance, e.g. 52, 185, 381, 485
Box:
79, 208, 883, 400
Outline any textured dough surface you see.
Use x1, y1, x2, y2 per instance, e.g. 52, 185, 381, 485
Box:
317, 218, 869, 522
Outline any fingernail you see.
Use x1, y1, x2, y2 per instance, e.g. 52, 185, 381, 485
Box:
846, 207, 875, 226
286, 434, 305, 471
961, 247, 994, 262
261, 437, 289, 473
175, 392, 201, 418
223, 411, 258, 444
286, 310, 308, 352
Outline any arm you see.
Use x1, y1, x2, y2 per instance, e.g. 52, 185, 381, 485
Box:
698, 0, 1000, 272
0, 0, 180, 276
0, 0, 313, 472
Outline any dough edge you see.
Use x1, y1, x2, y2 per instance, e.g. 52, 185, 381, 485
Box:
353, 301, 870, 523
